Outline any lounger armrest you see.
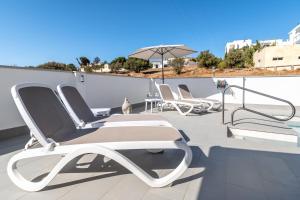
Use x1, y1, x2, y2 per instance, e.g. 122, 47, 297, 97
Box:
83, 120, 105, 129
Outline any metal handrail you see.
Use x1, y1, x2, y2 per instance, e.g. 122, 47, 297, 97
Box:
222, 84, 296, 125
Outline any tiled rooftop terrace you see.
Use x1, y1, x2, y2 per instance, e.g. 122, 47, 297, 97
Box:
1, 105, 300, 200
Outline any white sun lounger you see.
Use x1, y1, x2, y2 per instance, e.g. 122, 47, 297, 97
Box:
155, 83, 207, 116
57, 84, 172, 128
8, 83, 192, 192
177, 84, 222, 111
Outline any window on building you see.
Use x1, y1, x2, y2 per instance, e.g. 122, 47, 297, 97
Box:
298, 56, 300, 59
273, 57, 283, 61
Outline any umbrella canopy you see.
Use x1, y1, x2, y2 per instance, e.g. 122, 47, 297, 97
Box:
129, 44, 197, 83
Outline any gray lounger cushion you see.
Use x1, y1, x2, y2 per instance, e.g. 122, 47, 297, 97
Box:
19, 86, 180, 145
19, 86, 76, 141
61, 86, 168, 123
63, 126, 182, 145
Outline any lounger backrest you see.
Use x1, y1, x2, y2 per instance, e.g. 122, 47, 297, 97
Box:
15, 85, 76, 145
158, 84, 175, 101
58, 86, 96, 124
178, 84, 193, 99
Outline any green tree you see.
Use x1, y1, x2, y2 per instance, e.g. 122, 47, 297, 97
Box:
225, 49, 245, 68
217, 60, 227, 69
76, 56, 92, 72
242, 46, 255, 67
124, 57, 151, 73
93, 57, 101, 65
91, 57, 103, 71
253, 40, 262, 52
37, 62, 77, 71
79, 57, 90, 66
110, 57, 127, 73
197, 50, 221, 68
66, 63, 77, 71
190, 58, 197, 62
170, 58, 185, 74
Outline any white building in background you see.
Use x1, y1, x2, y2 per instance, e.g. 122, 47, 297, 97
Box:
150, 57, 197, 68
94, 63, 111, 72
259, 39, 287, 46
225, 24, 300, 53
253, 43, 300, 70
150, 60, 169, 68
225, 39, 289, 53
80, 63, 111, 73
289, 24, 300, 44
225, 39, 252, 53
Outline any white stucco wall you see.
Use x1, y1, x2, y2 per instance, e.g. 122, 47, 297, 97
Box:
82, 73, 149, 108
0, 67, 76, 130
0, 67, 149, 131
0, 66, 299, 131
161, 76, 300, 106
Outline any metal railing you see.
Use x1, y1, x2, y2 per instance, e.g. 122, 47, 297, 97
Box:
222, 78, 296, 125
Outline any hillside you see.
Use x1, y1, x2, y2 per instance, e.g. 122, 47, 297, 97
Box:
114, 65, 300, 78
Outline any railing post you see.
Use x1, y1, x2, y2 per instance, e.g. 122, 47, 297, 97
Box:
222, 90, 225, 124
222, 86, 229, 125
242, 77, 246, 108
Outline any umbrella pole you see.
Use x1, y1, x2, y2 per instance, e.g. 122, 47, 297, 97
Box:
161, 54, 164, 84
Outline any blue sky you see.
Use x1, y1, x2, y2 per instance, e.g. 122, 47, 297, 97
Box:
0, 0, 300, 67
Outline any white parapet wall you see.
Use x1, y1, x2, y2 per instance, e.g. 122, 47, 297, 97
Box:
0, 67, 76, 130
0, 67, 149, 131
159, 76, 300, 106
81, 73, 149, 110
0, 66, 300, 132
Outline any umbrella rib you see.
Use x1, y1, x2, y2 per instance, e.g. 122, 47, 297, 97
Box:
168, 51, 178, 58
164, 47, 176, 54
159, 48, 165, 55
148, 49, 160, 60
128, 48, 154, 57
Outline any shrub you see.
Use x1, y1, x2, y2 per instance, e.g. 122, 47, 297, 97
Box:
170, 58, 185, 75
197, 50, 221, 68
225, 49, 245, 68
37, 62, 77, 71
109, 57, 127, 73
217, 60, 227, 69
124, 57, 151, 73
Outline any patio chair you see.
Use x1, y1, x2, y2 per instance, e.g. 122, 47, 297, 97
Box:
57, 84, 171, 128
155, 83, 207, 116
8, 83, 192, 192
177, 84, 222, 111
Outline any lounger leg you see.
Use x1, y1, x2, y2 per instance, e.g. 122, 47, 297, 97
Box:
172, 103, 193, 116
7, 142, 192, 191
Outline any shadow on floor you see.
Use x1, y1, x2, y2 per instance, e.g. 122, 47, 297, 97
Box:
5, 139, 300, 200
35, 145, 205, 191
196, 146, 300, 200
0, 134, 29, 156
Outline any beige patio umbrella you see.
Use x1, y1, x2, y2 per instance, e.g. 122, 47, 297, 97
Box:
129, 44, 197, 83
